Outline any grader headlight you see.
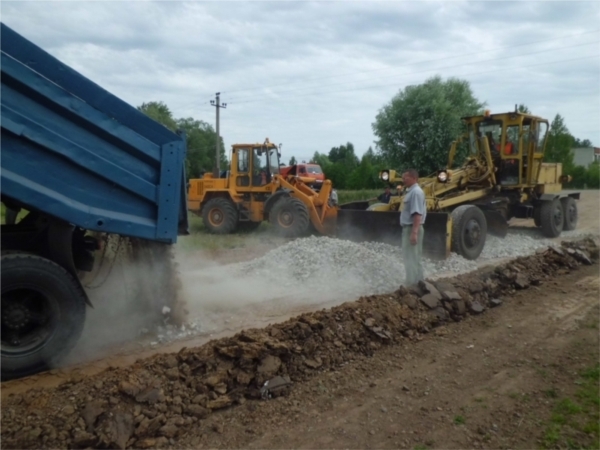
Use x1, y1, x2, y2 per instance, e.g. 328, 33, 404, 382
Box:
437, 170, 449, 183
381, 170, 390, 181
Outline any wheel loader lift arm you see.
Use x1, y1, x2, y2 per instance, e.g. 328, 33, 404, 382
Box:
277, 176, 337, 234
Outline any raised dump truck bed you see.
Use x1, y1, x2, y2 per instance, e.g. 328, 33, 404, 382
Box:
1, 23, 188, 243
0, 23, 188, 380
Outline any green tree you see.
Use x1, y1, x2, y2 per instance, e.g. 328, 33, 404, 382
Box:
586, 161, 600, 188
372, 75, 484, 175
324, 142, 360, 189
288, 156, 297, 166
517, 104, 530, 114
176, 118, 226, 178
347, 153, 383, 189
311, 151, 331, 167
573, 137, 593, 147
545, 114, 575, 173
138, 101, 177, 131
138, 101, 226, 179
328, 142, 359, 166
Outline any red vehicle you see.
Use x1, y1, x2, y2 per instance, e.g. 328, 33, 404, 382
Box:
280, 163, 325, 190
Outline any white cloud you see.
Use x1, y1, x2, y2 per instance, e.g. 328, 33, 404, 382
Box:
2, 0, 599, 159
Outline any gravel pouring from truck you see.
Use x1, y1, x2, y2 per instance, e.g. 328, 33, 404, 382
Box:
0, 23, 189, 380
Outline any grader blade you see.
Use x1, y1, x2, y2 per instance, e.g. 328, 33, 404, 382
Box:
336, 203, 451, 260
481, 209, 508, 238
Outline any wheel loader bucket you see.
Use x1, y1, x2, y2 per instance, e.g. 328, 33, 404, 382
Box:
336, 202, 451, 260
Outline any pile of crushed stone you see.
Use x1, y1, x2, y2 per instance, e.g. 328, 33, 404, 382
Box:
154, 229, 594, 344
1, 238, 596, 450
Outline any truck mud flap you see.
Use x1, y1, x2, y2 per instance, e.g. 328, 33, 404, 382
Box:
336, 205, 451, 260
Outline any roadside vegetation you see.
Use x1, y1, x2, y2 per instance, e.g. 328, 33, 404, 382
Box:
542, 364, 599, 449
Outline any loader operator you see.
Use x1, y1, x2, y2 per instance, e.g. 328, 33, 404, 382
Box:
400, 169, 426, 287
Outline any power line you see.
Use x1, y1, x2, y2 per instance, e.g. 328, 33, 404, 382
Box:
220, 28, 600, 98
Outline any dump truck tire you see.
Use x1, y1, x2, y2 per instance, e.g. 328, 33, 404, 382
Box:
451, 205, 487, 260
560, 197, 577, 231
1, 253, 86, 380
202, 198, 238, 234
270, 197, 310, 237
540, 199, 564, 237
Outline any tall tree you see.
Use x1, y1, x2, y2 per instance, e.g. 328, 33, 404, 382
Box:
545, 114, 575, 172
328, 142, 359, 166
288, 156, 297, 166
176, 117, 226, 178
372, 76, 484, 175
137, 101, 177, 131
138, 101, 226, 179
311, 151, 331, 167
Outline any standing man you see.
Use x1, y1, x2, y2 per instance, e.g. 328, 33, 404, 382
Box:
400, 169, 426, 286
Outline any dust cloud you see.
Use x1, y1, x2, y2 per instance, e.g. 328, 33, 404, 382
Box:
174, 236, 410, 337
63, 236, 180, 366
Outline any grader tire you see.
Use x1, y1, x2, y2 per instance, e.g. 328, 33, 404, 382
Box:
451, 205, 487, 260
270, 197, 310, 238
560, 197, 578, 231
533, 207, 541, 227
540, 199, 564, 238
202, 198, 238, 234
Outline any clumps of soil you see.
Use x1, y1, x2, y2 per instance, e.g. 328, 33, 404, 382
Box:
1, 238, 597, 449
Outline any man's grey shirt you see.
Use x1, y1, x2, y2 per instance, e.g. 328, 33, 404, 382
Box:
400, 184, 426, 226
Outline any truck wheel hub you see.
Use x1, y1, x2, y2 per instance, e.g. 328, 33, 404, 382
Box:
465, 219, 481, 247
553, 207, 563, 226
2, 304, 30, 330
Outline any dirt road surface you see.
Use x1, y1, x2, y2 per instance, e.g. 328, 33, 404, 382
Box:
1, 192, 598, 449
180, 264, 597, 450
1, 238, 599, 449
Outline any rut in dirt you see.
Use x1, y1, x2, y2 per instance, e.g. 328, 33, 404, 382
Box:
1, 238, 597, 450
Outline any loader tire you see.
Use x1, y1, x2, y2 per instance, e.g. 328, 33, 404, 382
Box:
540, 199, 564, 238
451, 205, 487, 260
560, 197, 577, 231
202, 198, 238, 234
270, 197, 310, 238
1, 253, 87, 380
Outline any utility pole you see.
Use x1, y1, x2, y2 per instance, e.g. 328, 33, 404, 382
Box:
210, 92, 227, 177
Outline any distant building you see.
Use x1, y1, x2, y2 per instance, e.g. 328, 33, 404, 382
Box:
572, 147, 600, 167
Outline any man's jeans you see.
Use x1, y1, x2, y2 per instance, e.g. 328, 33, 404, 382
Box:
402, 225, 424, 286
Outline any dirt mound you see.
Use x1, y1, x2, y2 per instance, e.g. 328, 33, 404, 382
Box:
1, 238, 597, 449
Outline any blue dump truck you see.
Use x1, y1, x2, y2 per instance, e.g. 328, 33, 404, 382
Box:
0, 24, 189, 380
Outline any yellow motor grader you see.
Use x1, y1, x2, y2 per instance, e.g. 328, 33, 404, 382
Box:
187, 139, 338, 237
336, 109, 579, 260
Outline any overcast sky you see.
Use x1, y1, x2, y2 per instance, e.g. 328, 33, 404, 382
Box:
2, 1, 599, 162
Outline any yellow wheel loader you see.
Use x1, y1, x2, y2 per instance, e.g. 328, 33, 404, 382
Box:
187, 139, 338, 237
336, 109, 579, 260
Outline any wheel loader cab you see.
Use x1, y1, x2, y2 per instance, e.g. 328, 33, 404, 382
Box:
232, 142, 280, 189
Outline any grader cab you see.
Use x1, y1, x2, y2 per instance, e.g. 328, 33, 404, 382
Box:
337, 109, 579, 260
187, 139, 338, 237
